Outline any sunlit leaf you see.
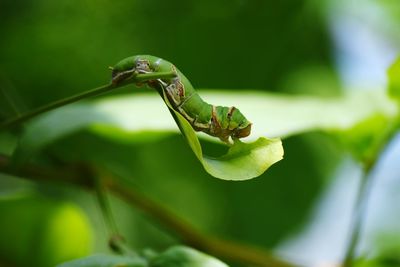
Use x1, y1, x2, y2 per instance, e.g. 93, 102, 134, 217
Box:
90, 90, 397, 140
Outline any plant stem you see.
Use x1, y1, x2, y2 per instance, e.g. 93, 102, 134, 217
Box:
342, 120, 400, 267
0, 71, 176, 130
92, 170, 138, 256
342, 164, 375, 267
94, 176, 120, 236
107, 180, 298, 267
0, 83, 113, 130
108, 234, 137, 256
0, 154, 298, 267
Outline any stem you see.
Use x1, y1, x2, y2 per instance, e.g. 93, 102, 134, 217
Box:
342, 165, 374, 267
94, 176, 120, 237
0, 154, 297, 267
108, 234, 137, 256
0, 83, 113, 130
92, 168, 139, 256
108, 181, 297, 267
0, 71, 176, 130
342, 120, 400, 267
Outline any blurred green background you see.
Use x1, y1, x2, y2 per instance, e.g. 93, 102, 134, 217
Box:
0, 0, 399, 266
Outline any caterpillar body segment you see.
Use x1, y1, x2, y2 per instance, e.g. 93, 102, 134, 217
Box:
111, 55, 252, 143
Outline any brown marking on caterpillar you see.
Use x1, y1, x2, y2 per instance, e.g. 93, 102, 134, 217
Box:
170, 65, 185, 98
147, 80, 159, 88
165, 77, 186, 109
211, 106, 221, 129
209, 106, 243, 143
227, 106, 236, 119
209, 106, 223, 138
165, 83, 181, 107
175, 78, 185, 98
192, 120, 210, 130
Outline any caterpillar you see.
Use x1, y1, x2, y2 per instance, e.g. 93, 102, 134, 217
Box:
110, 55, 252, 144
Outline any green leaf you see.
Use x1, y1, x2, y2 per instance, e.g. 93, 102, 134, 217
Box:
201, 90, 397, 139
168, 103, 283, 180
150, 246, 228, 267
153, 88, 284, 181
89, 90, 397, 141
56, 254, 147, 267
388, 57, 400, 101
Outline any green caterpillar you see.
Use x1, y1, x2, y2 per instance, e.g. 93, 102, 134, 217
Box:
111, 55, 252, 143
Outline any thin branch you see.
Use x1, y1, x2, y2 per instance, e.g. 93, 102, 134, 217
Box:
92, 168, 138, 256
342, 165, 374, 267
0, 154, 298, 267
0, 71, 176, 130
0, 84, 113, 130
107, 179, 298, 267
342, 121, 400, 267
93, 175, 120, 237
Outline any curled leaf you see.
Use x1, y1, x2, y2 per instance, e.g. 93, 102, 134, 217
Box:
158, 88, 284, 181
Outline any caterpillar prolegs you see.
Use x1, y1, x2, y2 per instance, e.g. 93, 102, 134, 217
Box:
111, 55, 252, 144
